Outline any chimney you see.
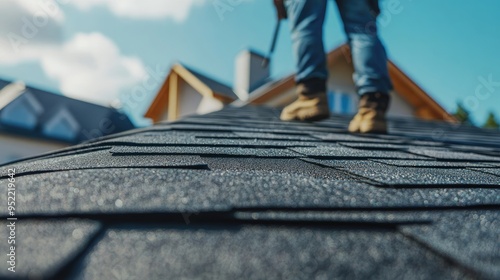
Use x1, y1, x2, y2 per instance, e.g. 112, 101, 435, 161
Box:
233, 50, 270, 101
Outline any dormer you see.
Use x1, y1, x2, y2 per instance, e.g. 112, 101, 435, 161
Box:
0, 91, 44, 129
42, 107, 80, 142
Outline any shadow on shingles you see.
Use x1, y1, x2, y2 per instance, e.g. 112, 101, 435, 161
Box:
0, 145, 112, 168
1, 151, 209, 179
11, 211, 430, 230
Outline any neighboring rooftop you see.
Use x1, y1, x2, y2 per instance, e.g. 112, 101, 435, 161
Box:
1, 106, 499, 279
183, 65, 239, 100
144, 44, 457, 124
0, 79, 135, 144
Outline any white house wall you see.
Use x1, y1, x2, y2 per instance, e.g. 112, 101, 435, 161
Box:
177, 80, 203, 119
327, 58, 357, 95
197, 96, 224, 115
0, 133, 66, 164
387, 91, 415, 117
177, 79, 224, 119
329, 58, 414, 117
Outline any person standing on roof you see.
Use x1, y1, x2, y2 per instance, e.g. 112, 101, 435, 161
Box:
274, 0, 393, 134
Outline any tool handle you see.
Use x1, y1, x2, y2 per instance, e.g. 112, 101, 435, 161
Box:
262, 19, 281, 68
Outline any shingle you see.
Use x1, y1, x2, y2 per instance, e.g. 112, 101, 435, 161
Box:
5, 168, 500, 217
407, 140, 446, 147
470, 168, 500, 177
167, 123, 313, 136
233, 132, 318, 141
371, 159, 495, 168
302, 159, 500, 187
291, 146, 427, 159
2, 105, 500, 278
0, 145, 111, 169
339, 142, 412, 150
110, 145, 302, 158
449, 144, 500, 154
242, 205, 500, 280
76, 225, 469, 280
408, 147, 500, 162
312, 132, 406, 143
105, 132, 314, 147
0, 219, 100, 279
401, 211, 500, 279
203, 157, 352, 179
4, 149, 207, 177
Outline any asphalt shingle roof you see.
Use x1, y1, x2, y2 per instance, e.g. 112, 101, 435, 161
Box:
1, 106, 499, 279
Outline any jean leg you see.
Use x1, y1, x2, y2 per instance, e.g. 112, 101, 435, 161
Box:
285, 0, 328, 83
335, 0, 393, 95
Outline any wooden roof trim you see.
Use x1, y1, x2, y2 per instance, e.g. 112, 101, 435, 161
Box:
145, 64, 223, 122
175, 64, 236, 102
212, 93, 236, 103
388, 61, 457, 122
172, 64, 214, 98
327, 43, 351, 66
144, 72, 171, 122
250, 75, 296, 105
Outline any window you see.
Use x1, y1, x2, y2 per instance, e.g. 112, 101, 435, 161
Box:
42, 108, 80, 141
0, 91, 44, 129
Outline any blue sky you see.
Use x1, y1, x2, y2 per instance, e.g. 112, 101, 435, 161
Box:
0, 0, 499, 126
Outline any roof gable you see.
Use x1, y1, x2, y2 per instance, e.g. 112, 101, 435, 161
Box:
0, 81, 26, 110
42, 107, 80, 141
0, 91, 44, 130
145, 64, 237, 122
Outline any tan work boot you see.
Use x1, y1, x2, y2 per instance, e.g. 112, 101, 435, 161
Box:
280, 82, 330, 122
348, 92, 390, 134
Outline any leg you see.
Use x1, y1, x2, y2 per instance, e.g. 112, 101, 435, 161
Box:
336, 0, 392, 133
285, 0, 328, 83
336, 0, 392, 94
280, 0, 330, 122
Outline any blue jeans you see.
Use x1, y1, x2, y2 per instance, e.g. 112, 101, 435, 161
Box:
285, 0, 393, 95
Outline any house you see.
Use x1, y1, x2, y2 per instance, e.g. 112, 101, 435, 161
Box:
0, 79, 135, 164
145, 44, 456, 123
2, 105, 499, 279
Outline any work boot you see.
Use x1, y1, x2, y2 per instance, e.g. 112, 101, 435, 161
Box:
280, 79, 330, 122
348, 92, 390, 134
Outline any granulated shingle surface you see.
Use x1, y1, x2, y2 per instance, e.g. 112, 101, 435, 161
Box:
2, 106, 499, 279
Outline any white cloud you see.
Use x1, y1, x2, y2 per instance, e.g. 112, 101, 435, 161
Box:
41, 33, 147, 105
70, 0, 206, 21
0, 0, 65, 64
0, 1, 147, 106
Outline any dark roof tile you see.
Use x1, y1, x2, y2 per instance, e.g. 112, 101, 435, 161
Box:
77, 225, 470, 280
303, 158, 500, 187
3, 105, 500, 278
291, 146, 428, 160
408, 147, 500, 162
0, 219, 100, 279
401, 210, 500, 279
110, 145, 303, 158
